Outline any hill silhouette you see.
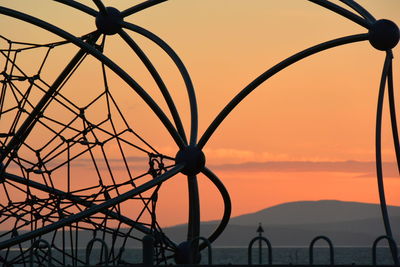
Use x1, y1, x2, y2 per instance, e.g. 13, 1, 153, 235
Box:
164, 200, 400, 246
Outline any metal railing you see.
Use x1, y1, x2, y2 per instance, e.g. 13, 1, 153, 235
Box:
372, 235, 399, 265
309, 235, 334, 265
17, 234, 400, 266
248, 236, 273, 265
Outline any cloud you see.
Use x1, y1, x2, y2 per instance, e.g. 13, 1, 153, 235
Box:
203, 148, 292, 163
208, 160, 400, 178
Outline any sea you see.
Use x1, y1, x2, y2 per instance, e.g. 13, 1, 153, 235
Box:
2, 247, 396, 265
128, 247, 394, 265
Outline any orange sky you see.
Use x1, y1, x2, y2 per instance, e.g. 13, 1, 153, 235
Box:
1, 0, 400, 229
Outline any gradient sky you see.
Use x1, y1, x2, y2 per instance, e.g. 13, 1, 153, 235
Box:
1, 0, 400, 228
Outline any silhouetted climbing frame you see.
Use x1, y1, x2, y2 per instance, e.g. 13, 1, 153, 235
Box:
0, 0, 399, 265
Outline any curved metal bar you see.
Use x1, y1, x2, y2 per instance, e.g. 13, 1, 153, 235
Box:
339, 0, 376, 24
308, 0, 370, 29
248, 236, 273, 265
86, 238, 109, 266
0, 6, 186, 150
121, 0, 168, 18
0, 164, 183, 250
201, 167, 231, 245
309, 235, 334, 265
29, 239, 52, 267
198, 33, 369, 149
53, 0, 98, 17
2, 171, 152, 235
372, 235, 399, 265
387, 58, 400, 174
121, 21, 198, 146
92, 0, 107, 15
375, 51, 399, 265
119, 29, 188, 145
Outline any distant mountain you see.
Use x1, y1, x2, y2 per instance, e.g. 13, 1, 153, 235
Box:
164, 200, 400, 247
228, 200, 400, 225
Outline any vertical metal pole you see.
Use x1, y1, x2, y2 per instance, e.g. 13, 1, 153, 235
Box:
143, 235, 154, 267
258, 232, 262, 264
187, 175, 200, 263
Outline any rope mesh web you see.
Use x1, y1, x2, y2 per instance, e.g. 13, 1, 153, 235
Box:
0, 33, 176, 265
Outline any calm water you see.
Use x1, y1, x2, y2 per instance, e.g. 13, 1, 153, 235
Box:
2, 247, 396, 265
100, 247, 395, 265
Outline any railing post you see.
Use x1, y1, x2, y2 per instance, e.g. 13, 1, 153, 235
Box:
372, 235, 398, 265
309, 235, 334, 265
29, 239, 52, 267
86, 237, 109, 266
248, 236, 272, 265
143, 234, 154, 266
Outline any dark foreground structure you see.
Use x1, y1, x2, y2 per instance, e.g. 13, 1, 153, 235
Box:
0, 0, 399, 265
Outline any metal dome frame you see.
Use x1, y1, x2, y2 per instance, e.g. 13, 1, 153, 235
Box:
0, 0, 398, 265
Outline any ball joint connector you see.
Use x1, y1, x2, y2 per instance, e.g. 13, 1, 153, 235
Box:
95, 7, 123, 35
175, 146, 206, 176
369, 19, 399, 51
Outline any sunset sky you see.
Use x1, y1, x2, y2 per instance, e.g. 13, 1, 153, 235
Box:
1, 0, 400, 228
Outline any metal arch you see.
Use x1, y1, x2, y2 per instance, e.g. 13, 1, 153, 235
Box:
375, 51, 399, 266
201, 167, 232, 245
387, 59, 400, 172
50, 0, 199, 146
0, 6, 186, 151
0, 164, 183, 250
309, 235, 334, 265
0, 1, 399, 264
372, 235, 399, 265
339, 0, 376, 24
121, 21, 199, 146
198, 33, 369, 149
118, 29, 188, 145
121, 0, 169, 17
248, 236, 273, 265
53, 0, 98, 17
308, 0, 370, 28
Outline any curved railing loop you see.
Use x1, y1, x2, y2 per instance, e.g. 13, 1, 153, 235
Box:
248, 236, 273, 265
372, 235, 399, 265
309, 235, 334, 265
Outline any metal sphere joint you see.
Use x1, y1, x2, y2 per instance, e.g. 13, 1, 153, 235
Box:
369, 19, 399, 51
175, 146, 205, 176
95, 7, 123, 35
